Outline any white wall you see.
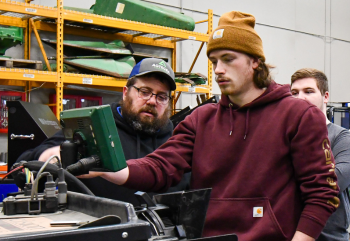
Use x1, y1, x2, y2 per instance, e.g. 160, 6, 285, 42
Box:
9, 0, 350, 105
191, 0, 350, 104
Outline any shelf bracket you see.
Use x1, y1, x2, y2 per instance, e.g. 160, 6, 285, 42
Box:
174, 91, 182, 106
188, 42, 205, 73
195, 19, 208, 24
30, 18, 52, 71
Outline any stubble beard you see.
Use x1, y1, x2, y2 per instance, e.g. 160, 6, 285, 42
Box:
121, 95, 170, 135
216, 65, 254, 97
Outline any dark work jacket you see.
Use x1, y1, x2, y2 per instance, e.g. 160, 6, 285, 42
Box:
16, 102, 190, 205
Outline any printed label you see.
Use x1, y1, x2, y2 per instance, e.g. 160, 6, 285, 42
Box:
25, 8, 37, 13
115, 3, 125, 14
188, 36, 196, 40
253, 207, 263, 217
23, 74, 35, 78
83, 19, 93, 23
188, 86, 196, 92
82, 78, 93, 84
38, 118, 58, 126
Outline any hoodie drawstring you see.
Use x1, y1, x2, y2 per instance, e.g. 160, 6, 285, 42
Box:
244, 109, 250, 140
228, 104, 250, 140
229, 103, 233, 136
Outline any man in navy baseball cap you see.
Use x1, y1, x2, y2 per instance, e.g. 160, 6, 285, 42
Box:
19, 57, 190, 205
121, 58, 176, 135
129, 58, 176, 91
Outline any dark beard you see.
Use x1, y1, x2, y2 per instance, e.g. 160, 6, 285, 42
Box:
121, 95, 170, 135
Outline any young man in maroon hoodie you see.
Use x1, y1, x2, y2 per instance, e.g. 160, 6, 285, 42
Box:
82, 11, 340, 241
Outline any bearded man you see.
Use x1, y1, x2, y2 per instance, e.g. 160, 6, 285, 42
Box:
16, 58, 190, 204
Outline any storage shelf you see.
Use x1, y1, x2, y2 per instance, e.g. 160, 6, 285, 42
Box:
0, 69, 210, 93
0, 15, 26, 27
34, 21, 176, 48
62, 9, 209, 43
0, 1, 209, 44
0, 0, 58, 19
0, 1, 213, 117
0, 68, 57, 82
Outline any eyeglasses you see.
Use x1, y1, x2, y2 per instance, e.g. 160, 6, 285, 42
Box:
131, 86, 171, 105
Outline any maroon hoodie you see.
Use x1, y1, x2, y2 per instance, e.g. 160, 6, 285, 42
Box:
125, 82, 339, 240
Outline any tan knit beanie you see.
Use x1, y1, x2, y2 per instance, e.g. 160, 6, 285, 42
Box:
207, 11, 265, 61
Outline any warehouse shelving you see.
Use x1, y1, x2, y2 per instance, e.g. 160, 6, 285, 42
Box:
0, 0, 213, 118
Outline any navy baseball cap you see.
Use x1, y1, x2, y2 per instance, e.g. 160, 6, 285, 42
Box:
129, 58, 176, 91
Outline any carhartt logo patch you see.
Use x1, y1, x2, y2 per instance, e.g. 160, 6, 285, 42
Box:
253, 207, 263, 217
213, 29, 224, 39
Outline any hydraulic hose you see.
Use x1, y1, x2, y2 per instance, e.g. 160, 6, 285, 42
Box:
23, 161, 95, 196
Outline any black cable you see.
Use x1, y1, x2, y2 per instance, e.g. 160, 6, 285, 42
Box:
23, 161, 94, 196
66, 156, 100, 175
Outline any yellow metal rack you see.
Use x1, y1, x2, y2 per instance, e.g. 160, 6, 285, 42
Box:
0, 0, 213, 118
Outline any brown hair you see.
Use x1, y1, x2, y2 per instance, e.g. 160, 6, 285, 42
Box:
291, 68, 328, 95
253, 58, 274, 88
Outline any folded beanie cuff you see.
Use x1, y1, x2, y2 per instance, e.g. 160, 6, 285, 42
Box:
207, 26, 265, 61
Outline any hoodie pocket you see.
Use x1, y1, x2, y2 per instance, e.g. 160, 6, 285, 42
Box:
203, 197, 288, 241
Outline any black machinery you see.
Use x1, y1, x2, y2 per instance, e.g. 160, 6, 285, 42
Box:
1, 171, 237, 241
1, 102, 238, 240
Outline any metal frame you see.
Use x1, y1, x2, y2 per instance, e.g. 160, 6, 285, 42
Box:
0, 0, 213, 118
172, 9, 214, 111
56, 0, 64, 118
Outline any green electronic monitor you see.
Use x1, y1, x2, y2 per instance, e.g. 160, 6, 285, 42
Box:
60, 105, 126, 172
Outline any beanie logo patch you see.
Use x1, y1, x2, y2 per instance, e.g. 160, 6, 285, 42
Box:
213, 29, 224, 39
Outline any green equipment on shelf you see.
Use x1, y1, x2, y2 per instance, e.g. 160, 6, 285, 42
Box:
175, 73, 207, 86
63, 56, 135, 78
42, 39, 132, 56
0, 26, 24, 56
42, 39, 168, 62
93, 0, 195, 31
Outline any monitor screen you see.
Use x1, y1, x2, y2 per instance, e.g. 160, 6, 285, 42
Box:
60, 105, 126, 172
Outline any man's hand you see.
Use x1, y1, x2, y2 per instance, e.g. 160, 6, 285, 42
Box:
78, 167, 130, 185
78, 172, 104, 179
291, 231, 315, 241
38, 146, 61, 162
